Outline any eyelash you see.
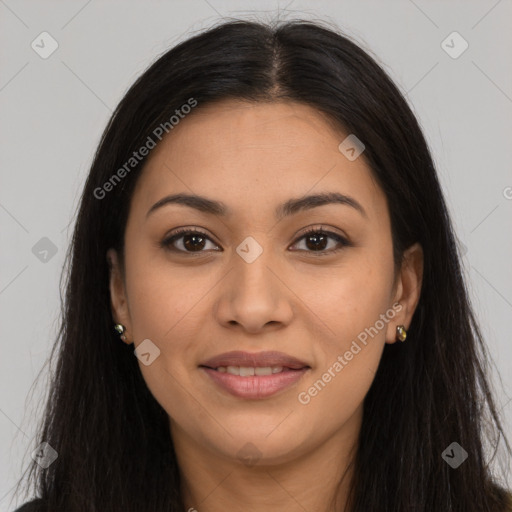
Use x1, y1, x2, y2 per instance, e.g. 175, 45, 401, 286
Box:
160, 226, 350, 256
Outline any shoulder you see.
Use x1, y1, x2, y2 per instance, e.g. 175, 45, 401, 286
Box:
12, 498, 45, 512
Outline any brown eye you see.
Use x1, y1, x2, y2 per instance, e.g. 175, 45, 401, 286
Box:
160, 226, 350, 256
290, 227, 350, 255
161, 228, 220, 253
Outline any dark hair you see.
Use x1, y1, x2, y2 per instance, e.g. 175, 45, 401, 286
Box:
12, 17, 511, 512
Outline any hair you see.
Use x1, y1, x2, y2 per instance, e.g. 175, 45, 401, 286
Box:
12, 16, 511, 512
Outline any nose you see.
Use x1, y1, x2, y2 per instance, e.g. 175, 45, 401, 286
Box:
214, 240, 294, 334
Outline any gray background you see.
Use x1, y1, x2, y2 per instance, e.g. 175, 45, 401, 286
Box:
1, 0, 511, 509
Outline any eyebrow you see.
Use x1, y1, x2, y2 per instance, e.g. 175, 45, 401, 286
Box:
146, 191, 368, 221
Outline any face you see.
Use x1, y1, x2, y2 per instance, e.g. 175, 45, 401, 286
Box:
108, 99, 423, 468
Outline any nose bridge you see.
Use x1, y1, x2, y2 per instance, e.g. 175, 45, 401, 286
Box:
232, 232, 279, 296
215, 232, 293, 331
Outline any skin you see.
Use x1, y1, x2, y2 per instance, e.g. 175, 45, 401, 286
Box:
108, 99, 423, 512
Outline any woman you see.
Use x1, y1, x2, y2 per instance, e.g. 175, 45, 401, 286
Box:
12, 17, 511, 512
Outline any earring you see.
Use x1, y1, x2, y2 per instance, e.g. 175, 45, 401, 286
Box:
396, 325, 407, 342
114, 323, 128, 343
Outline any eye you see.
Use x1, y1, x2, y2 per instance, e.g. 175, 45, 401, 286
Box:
160, 225, 350, 255
161, 227, 220, 254
290, 226, 350, 255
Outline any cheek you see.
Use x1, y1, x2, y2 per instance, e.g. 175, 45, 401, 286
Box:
295, 267, 390, 428
295, 252, 393, 343
295, 343, 382, 442
295, 254, 391, 408
124, 246, 207, 340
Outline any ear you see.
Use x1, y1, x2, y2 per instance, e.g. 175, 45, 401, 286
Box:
386, 242, 424, 344
107, 248, 132, 339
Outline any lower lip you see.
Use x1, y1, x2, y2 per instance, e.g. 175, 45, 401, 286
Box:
200, 367, 309, 399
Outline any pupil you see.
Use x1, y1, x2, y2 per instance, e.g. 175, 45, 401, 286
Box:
181, 233, 328, 252
306, 233, 327, 251
184, 234, 205, 251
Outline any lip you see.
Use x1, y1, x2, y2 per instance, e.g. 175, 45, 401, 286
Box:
200, 350, 309, 370
199, 350, 311, 400
201, 367, 310, 399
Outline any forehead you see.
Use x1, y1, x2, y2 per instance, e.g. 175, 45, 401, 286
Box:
131, 99, 388, 225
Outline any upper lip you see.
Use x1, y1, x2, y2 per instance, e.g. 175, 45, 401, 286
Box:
200, 351, 310, 370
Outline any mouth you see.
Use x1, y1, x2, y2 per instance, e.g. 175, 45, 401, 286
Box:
199, 351, 311, 399
201, 365, 301, 376
199, 350, 309, 370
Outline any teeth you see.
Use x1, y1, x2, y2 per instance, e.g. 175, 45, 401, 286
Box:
217, 366, 285, 376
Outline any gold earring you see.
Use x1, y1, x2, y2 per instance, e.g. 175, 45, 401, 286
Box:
114, 323, 128, 343
396, 325, 407, 342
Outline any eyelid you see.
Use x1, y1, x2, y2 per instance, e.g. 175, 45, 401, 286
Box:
161, 226, 220, 253
296, 224, 348, 240
161, 225, 350, 255
290, 225, 350, 255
